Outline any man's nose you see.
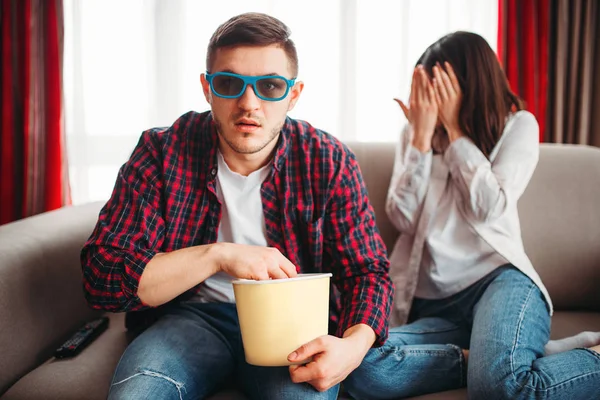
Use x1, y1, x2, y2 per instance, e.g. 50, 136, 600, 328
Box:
237, 84, 261, 111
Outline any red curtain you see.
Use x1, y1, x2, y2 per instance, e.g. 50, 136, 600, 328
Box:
498, 0, 550, 142
0, 0, 70, 225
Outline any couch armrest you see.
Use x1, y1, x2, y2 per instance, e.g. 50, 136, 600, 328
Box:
0, 202, 105, 394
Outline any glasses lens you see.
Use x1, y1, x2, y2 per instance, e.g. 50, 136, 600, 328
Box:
256, 77, 288, 99
212, 74, 245, 97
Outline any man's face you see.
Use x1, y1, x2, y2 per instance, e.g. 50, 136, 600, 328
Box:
201, 45, 303, 154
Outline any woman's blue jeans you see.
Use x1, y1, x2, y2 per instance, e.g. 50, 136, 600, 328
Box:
345, 266, 600, 399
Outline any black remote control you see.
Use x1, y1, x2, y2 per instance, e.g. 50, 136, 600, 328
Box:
54, 316, 109, 359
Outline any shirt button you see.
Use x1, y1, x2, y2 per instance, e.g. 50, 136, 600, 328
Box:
210, 168, 217, 176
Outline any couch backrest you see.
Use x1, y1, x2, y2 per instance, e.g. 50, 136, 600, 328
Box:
518, 144, 600, 310
0, 202, 104, 394
348, 142, 399, 253
348, 142, 600, 312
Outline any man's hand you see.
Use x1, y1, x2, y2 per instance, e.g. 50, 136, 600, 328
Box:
287, 324, 376, 392
138, 243, 297, 307
217, 243, 298, 280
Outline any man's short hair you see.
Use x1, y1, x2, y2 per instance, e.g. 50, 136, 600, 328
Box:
206, 12, 299, 77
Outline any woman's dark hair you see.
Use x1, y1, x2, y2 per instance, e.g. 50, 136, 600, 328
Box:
417, 31, 523, 157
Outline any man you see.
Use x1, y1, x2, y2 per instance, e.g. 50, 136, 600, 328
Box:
81, 12, 393, 400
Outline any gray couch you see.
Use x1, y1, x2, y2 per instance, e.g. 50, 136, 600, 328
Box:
1, 143, 599, 399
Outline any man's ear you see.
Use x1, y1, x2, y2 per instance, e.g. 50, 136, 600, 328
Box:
287, 81, 304, 111
200, 74, 212, 104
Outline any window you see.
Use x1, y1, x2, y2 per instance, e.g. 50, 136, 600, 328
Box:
63, 0, 497, 204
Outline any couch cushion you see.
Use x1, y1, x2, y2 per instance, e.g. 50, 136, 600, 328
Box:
2, 313, 129, 400
0, 202, 105, 394
3, 313, 246, 400
5, 311, 599, 399
548, 311, 600, 339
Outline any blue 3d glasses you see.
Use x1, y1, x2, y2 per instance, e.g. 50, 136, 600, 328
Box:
205, 72, 296, 101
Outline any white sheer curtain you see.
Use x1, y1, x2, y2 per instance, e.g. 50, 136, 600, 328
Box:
63, 0, 497, 204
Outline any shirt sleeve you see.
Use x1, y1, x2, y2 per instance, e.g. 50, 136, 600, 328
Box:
80, 130, 166, 312
385, 124, 432, 235
443, 111, 540, 223
325, 149, 394, 347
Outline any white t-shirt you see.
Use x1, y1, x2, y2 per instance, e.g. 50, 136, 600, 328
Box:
195, 151, 271, 303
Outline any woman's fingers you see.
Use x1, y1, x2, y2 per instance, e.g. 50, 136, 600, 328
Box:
393, 98, 410, 120
415, 66, 426, 104
444, 61, 461, 94
438, 63, 455, 98
410, 66, 419, 104
427, 79, 438, 107
433, 78, 443, 110
421, 68, 432, 103
424, 68, 438, 104
416, 66, 438, 107
433, 64, 449, 101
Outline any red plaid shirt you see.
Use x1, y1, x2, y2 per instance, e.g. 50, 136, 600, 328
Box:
81, 111, 393, 345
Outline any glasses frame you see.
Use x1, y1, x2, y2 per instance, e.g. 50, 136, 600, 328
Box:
205, 71, 296, 102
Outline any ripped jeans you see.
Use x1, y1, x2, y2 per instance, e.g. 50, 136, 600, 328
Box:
108, 302, 338, 400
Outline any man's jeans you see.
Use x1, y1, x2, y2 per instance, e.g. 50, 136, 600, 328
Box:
108, 302, 339, 400
345, 266, 600, 399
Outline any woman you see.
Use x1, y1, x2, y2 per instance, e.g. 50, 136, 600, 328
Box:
344, 31, 600, 399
